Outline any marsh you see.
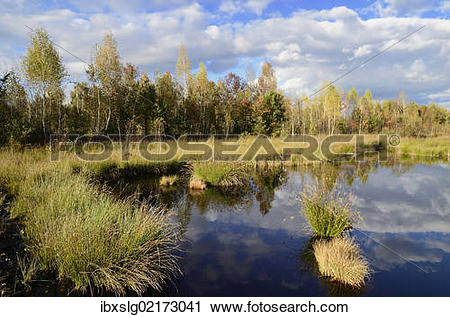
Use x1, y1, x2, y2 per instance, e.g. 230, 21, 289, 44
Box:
110, 160, 450, 296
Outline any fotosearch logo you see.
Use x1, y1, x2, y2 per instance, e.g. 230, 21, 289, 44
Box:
50, 134, 398, 163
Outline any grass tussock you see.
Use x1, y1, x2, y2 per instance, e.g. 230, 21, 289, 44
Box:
159, 175, 178, 186
190, 162, 250, 190
298, 182, 361, 237
0, 149, 181, 295
189, 177, 207, 190
313, 236, 370, 287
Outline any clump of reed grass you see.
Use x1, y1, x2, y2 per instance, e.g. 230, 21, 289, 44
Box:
190, 162, 250, 190
159, 175, 178, 187
298, 182, 360, 237
189, 177, 207, 190
313, 236, 370, 287
7, 164, 180, 295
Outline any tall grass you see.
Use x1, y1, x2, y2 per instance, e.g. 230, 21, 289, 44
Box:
0, 149, 181, 295
313, 236, 369, 287
298, 182, 360, 237
395, 136, 449, 159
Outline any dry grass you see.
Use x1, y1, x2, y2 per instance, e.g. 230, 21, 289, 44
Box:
313, 236, 370, 287
159, 175, 178, 186
189, 177, 207, 190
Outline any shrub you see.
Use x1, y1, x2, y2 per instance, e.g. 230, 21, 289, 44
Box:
313, 236, 369, 287
298, 182, 360, 237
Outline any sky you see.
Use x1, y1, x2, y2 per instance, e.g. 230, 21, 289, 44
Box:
1, 0, 450, 107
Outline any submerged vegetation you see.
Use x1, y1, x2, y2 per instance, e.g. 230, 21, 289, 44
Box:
313, 236, 370, 287
0, 150, 180, 295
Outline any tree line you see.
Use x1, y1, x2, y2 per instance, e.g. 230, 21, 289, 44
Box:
0, 28, 448, 146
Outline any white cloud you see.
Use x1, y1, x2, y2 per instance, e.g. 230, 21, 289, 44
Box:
369, 0, 437, 17
0, 4, 449, 107
244, 0, 273, 16
352, 44, 373, 59
219, 0, 273, 16
439, 1, 450, 12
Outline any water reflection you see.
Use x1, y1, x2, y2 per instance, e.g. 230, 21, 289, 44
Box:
114, 159, 450, 296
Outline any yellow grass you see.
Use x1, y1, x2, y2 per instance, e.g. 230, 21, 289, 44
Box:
159, 175, 178, 186
313, 236, 370, 287
189, 177, 207, 190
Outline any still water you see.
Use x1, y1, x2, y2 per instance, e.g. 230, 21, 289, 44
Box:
114, 161, 450, 296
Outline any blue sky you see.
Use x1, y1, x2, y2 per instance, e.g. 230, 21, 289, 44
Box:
1, 0, 450, 107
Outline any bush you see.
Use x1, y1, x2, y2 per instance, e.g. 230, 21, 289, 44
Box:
313, 236, 369, 287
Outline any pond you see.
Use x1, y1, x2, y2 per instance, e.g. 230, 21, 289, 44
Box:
111, 160, 450, 297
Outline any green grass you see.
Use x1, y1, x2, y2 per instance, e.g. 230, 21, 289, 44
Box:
313, 236, 370, 287
298, 182, 361, 237
0, 149, 181, 295
395, 136, 449, 158
190, 162, 250, 189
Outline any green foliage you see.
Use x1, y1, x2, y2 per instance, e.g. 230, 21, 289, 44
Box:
22, 28, 67, 140
22, 28, 66, 88
0, 27, 448, 147
254, 90, 286, 135
0, 72, 28, 145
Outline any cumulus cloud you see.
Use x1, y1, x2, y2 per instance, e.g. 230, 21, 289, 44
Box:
368, 0, 438, 17
219, 0, 273, 16
0, 2, 449, 107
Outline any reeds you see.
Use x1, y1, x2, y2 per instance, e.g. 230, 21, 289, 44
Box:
0, 150, 181, 295
313, 236, 369, 287
298, 182, 360, 237
190, 162, 250, 190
